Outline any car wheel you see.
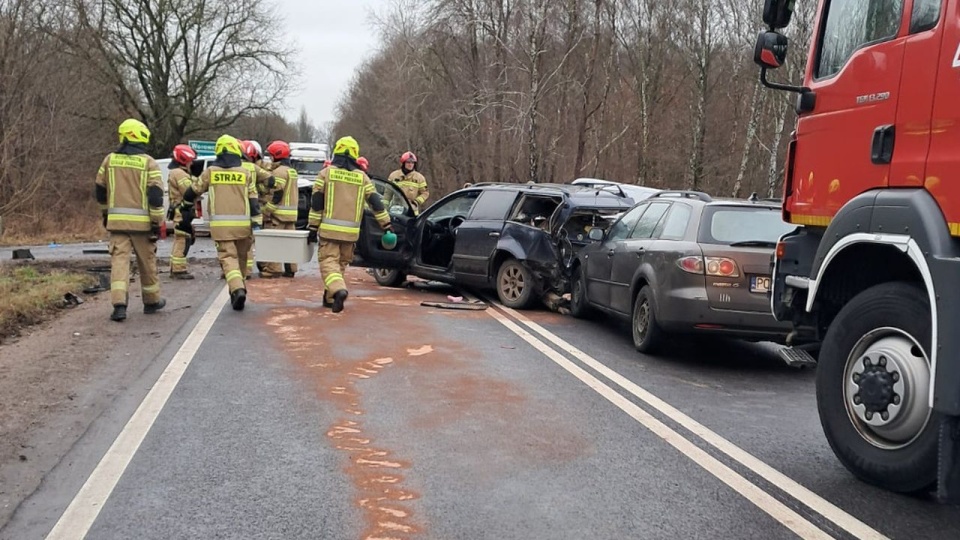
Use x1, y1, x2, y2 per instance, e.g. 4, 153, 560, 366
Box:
632, 285, 665, 353
817, 282, 939, 494
569, 266, 592, 319
372, 268, 405, 288
496, 259, 536, 309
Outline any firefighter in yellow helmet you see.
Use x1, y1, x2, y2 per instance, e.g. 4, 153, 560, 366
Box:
307, 136, 392, 313
95, 118, 167, 322
388, 151, 430, 214
178, 134, 263, 310
260, 140, 300, 278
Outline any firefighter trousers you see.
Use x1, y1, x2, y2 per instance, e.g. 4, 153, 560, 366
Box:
217, 236, 253, 294
109, 232, 161, 307
170, 226, 190, 274
246, 237, 255, 279
261, 217, 298, 277
319, 239, 355, 303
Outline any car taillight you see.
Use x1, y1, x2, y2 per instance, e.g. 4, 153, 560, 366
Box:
705, 257, 740, 278
776, 241, 785, 260
677, 256, 704, 274
678, 256, 740, 277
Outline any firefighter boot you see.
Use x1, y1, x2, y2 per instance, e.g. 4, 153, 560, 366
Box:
332, 290, 348, 314
231, 288, 247, 311
283, 263, 295, 278
144, 298, 167, 315
110, 305, 127, 322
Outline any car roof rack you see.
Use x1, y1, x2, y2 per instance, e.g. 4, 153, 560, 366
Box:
747, 191, 783, 203
649, 190, 713, 202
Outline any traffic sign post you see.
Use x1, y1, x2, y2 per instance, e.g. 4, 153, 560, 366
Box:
188, 140, 216, 156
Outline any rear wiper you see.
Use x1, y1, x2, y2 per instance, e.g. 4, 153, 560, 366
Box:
729, 240, 777, 248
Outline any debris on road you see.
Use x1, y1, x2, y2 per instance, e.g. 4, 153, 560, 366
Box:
11, 249, 33, 260
63, 292, 84, 307
421, 300, 487, 311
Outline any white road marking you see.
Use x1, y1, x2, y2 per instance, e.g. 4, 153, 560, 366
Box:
494, 302, 888, 540
482, 306, 833, 539
46, 288, 231, 540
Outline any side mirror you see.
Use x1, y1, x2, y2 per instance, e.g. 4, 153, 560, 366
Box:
754, 31, 789, 70
763, 0, 795, 29
588, 228, 604, 242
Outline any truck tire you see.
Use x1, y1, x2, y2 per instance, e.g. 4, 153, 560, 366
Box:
372, 268, 405, 288
569, 266, 592, 319
817, 281, 940, 494
632, 285, 665, 354
496, 259, 536, 309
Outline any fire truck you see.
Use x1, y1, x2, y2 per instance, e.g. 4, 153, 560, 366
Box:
755, 0, 960, 500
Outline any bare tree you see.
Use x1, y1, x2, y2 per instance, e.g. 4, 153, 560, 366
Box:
52, 0, 297, 154
295, 107, 318, 142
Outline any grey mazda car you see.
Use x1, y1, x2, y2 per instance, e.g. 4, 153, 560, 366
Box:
571, 191, 796, 353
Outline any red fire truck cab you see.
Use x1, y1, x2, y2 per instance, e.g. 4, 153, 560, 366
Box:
756, 0, 960, 500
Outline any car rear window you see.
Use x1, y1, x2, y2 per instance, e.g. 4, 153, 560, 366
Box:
698, 206, 795, 245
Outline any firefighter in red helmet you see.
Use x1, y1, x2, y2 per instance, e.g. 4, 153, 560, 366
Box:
388, 151, 429, 214
168, 144, 198, 279
259, 140, 300, 278
241, 140, 275, 277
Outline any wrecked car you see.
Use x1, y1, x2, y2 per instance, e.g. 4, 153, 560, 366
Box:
352, 179, 638, 310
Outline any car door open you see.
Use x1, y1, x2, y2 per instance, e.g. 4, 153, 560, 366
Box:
353, 178, 415, 269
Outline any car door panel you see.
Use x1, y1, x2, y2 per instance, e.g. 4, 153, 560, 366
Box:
353, 178, 416, 269
452, 190, 519, 284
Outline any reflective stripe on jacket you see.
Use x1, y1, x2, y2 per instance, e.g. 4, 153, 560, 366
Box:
168, 167, 195, 222
264, 165, 299, 223
194, 166, 256, 241
96, 152, 163, 232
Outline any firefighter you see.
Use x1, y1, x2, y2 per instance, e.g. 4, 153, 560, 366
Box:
167, 144, 198, 279
95, 118, 167, 322
388, 151, 429, 213
241, 140, 275, 277
179, 134, 262, 311
307, 136, 392, 313
260, 140, 300, 278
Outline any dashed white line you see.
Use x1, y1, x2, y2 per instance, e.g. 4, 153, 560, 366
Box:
45, 288, 230, 540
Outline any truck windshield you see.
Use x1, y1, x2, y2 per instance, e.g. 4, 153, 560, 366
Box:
698, 206, 795, 245
291, 160, 325, 176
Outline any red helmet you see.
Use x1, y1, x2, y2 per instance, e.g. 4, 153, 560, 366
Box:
357, 156, 369, 172
400, 151, 417, 166
323, 159, 332, 167
241, 140, 261, 161
172, 144, 197, 167
266, 140, 291, 160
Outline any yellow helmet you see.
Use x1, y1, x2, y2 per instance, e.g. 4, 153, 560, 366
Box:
333, 136, 360, 160
118, 118, 150, 144
215, 134, 243, 157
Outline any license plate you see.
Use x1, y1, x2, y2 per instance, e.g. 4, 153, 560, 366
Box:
750, 275, 771, 293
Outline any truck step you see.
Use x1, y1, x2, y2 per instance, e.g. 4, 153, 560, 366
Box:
778, 346, 817, 368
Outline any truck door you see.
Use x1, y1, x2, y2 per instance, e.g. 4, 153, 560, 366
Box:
789, 0, 908, 222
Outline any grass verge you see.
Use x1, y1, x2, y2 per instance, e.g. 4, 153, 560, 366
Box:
0, 265, 97, 342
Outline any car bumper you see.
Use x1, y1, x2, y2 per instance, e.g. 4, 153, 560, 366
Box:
657, 286, 792, 342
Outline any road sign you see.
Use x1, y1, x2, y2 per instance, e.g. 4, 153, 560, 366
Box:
188, 140, 216, 156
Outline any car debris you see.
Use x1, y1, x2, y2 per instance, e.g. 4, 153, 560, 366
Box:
420, 300, 487, 311
11, 249, 34, 260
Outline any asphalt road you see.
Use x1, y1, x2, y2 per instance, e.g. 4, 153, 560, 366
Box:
3, 262, 960, 540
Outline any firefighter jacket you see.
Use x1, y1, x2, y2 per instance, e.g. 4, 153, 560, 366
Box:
194, 163, 262, 241
264, 164, 299, 223
309, 165, 390, 242
242, 160, 274, 203
168, 167, 195, 222
388, 169, 430, 208
95, 145, 164, 233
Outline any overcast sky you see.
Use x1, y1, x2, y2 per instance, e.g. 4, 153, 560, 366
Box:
280, 0, 390, 128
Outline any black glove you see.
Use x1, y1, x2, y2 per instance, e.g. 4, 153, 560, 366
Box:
150, 224, 161, 242
166, 206, 175, 221
307, 228, 318, 244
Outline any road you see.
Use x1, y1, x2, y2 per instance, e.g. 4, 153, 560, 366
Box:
2, 262, 959, 540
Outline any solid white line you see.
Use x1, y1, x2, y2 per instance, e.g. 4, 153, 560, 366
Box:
496, 303, 888, 540
482, 307, 833, 539
46, 288, 230, 540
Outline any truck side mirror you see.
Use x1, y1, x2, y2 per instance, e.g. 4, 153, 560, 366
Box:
763, 0, 795, 29
754, 31, 789, 70
588, 228, 604, 242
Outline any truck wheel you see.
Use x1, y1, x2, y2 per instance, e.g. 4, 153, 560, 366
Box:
497, 259, 536, 309
372, 268, 405, 288
817, 281, 940, 494
632, 286, 665, 354
569, 266, 592, 319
